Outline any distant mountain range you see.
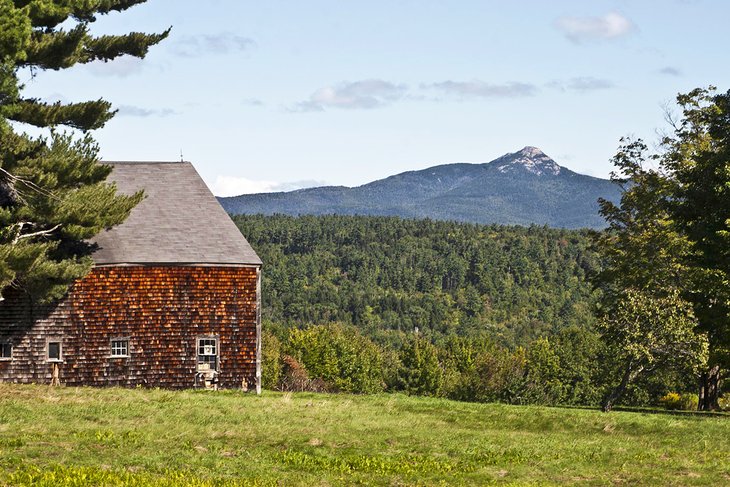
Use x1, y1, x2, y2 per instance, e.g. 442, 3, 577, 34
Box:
219, 147, 622, 229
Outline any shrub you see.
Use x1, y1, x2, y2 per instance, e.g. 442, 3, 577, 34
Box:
659, 392, 698, 411
395, 335, 443, 396
261, 330, 282, 390
718, 395, 730, 411
285, 323, 385, 393
279, 355, 328, 392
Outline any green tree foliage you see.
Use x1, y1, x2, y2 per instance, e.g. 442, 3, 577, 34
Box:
0, 1, 168, 301
234, 214, 599, 348
285, 323, 385, 393
595, 87, 730, 410
599, 289, 708, 412
248, 214, 696, 406
395, 334, 443, 396
260, 330, 282, 391
661, 88, 730, 409
594, 138, 690, 302
521, 338, 565, 405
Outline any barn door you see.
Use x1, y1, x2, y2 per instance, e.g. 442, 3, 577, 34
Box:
196, 337, 219, 390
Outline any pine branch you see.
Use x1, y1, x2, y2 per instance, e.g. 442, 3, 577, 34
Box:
8, 98, 114, 131
83, 29, 171, 62
11, 222, 62, 244
20, 26, 171, 70
0, 165, 61, 202
19, 0, 150, 29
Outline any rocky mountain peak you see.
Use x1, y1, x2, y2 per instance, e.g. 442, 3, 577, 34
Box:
516, 146, 545, 158
494, 146, 561, 176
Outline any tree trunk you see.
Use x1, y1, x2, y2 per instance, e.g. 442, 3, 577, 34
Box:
602, 363, 641, 412
698, 364, 721, 411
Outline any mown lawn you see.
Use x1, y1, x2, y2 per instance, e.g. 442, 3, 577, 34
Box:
0, 384, 728, 485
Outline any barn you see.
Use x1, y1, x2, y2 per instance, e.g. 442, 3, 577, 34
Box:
0, 161, 262, 392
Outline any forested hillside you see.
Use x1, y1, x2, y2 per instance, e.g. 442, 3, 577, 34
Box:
222, 147, 622, 229
234, 214, 598, 347
234, 214, 697, 405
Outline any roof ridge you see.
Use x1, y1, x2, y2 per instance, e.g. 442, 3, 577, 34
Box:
101, 161, 189, 165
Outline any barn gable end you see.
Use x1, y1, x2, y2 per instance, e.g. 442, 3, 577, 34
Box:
0, 162, 262, 391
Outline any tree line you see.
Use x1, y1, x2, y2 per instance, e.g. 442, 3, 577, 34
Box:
233, 215, 698, 407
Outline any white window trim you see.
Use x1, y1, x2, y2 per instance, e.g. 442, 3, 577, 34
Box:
46, 338, 63, 363
197, 336, 219, 371
110, 337, 130, 358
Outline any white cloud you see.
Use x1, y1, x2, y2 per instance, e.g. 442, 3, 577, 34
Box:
658, 66, 682, 77
426, 80, 538, 98
172, 33, 255, 57
242, 98, 265, 107
211, 176, 325, 197
86, 55, 145, 78
555, 12, 636, 44
292, 79, 407, 112
116, 105, 176, 117
547, 77, 615, 93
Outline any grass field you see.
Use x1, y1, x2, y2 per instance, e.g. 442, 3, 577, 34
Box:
0, 384, 728, 486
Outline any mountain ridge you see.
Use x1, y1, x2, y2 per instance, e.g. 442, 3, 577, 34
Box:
219, 147, 622, 229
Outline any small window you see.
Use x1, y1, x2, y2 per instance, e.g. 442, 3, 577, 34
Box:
47, 340, 62, 362
0, 343, 11, 360
197, 337, 218, 371
110, 339, 129, 358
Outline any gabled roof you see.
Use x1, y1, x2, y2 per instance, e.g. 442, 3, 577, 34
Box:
91, 162, 262, 266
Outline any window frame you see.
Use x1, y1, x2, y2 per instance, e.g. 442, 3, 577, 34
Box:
196, 336, 219, 371
110, 337, 130, 358
0, 342, 12, 361
46, 338, 63, 363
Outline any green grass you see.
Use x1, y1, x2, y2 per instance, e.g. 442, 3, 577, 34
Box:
0, 384, 728, 485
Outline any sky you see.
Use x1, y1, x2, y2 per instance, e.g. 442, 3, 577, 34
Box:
18, 0, 730, 196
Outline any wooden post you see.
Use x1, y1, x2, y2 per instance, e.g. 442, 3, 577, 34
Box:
51, 363, 60, 386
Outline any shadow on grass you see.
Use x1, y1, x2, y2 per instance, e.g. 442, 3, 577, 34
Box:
558, 403, 730, 418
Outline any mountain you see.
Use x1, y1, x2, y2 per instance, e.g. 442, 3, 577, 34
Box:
219, 147, 622, 229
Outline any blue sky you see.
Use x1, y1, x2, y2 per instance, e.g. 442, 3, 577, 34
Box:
18, 0, 730, 195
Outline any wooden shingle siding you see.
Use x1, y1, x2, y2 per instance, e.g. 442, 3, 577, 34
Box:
0, 266, 260, 389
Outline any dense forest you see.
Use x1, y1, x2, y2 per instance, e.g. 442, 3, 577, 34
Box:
233, 214, 696, 407
234, 214, 598, 348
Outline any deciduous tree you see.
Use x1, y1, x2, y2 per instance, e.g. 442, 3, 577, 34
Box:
599, 289, 708, 412
595, 88, 730, 409
661, 87, 730, 410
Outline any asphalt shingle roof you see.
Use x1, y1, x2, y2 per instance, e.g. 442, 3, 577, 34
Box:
91, 162, 262, 266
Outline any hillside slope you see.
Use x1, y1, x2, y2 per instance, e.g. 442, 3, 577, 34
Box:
219, 147, 621, 229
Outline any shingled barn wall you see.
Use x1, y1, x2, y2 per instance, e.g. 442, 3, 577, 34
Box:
0, 265, 261, 390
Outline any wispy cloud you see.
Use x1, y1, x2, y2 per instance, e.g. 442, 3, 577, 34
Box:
547, 77, 615, 93
116, 105, 176, 118
242, 98, 265, 107
555, 12, 636, 44
211, 176, 326, 197
86, 55, 145, 78
658, 66, 682, 77
172, 33, 255, 57
291, 79, 408, 112
425, 80, 538, 99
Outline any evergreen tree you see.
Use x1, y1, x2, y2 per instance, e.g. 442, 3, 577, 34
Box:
0, 1, 168, 301
396, 335, 443, 396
